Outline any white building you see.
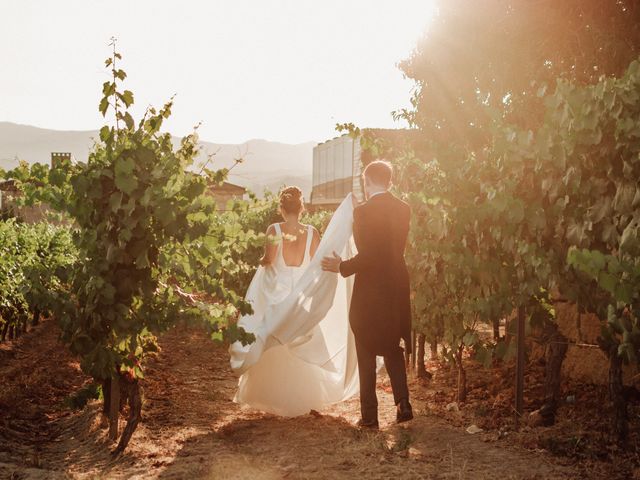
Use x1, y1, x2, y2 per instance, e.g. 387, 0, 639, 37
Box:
310, 134, 363, 209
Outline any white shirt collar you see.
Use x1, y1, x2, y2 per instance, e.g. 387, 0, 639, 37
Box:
368, 191, 386, 200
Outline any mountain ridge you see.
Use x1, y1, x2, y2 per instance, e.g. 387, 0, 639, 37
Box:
0, 122, 317, 196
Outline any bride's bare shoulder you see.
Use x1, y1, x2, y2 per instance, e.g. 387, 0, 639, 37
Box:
305, 224, 321, 240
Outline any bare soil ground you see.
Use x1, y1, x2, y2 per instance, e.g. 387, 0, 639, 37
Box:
0, 320, 629, 479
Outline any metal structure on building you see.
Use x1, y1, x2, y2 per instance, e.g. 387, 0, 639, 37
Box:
310, 134, 363, 210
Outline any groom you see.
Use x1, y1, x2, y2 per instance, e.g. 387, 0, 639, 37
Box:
322, 160, 413, 429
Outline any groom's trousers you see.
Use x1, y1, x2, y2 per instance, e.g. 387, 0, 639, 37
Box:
355, 338, 409, 421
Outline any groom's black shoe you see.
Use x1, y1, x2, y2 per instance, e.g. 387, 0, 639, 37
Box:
396, 399, 413, 424
356, 418, 379, 430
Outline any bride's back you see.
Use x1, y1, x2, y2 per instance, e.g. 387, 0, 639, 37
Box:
259, 186, 320, 269
279, 222, 312, 267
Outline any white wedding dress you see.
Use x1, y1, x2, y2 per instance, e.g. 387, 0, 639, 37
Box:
229, 194, 359, 416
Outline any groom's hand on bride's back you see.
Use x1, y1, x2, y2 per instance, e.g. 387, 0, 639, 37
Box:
321, 251, 342, 273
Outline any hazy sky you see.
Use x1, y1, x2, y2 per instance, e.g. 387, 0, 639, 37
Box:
1, 1, 436, 144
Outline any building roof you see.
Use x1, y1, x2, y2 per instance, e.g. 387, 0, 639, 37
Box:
208, 181, 247, 194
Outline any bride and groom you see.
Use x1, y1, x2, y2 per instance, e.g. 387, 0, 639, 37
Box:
229, 160, 413, 429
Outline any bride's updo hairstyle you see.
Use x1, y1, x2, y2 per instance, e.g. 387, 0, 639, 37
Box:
279, 186, 305, 216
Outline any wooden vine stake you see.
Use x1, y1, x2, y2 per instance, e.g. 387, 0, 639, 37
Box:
109, 375, 120, 441
514, 305, 526, 429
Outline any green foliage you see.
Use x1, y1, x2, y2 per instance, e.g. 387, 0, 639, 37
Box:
302, 208, 333, 235
0, 220, 76, 338
387, 55, 640, 391
207, 192, 280, 304
1, 48, 258, 384
53, 47, 262, 380
396, 56, 640, 370
521, 58, 640, 366
568, 248, 640, 364
388, 0, 640, 378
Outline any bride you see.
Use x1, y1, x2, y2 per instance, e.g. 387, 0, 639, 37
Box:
229, 186, 359, 416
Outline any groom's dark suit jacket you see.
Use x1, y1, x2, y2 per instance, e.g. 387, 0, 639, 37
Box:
339, 191, 412, 355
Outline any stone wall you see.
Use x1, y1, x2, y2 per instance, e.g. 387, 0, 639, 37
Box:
552, 301, 638, 386
0, 190, 48, 223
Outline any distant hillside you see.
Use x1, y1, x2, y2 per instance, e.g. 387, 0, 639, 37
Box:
0, 122, 315, 196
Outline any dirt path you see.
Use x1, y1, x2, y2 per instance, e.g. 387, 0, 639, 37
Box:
0, 321, 583, 479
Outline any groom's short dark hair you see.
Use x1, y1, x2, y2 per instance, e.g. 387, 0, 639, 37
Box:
363, 160, 393, 188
